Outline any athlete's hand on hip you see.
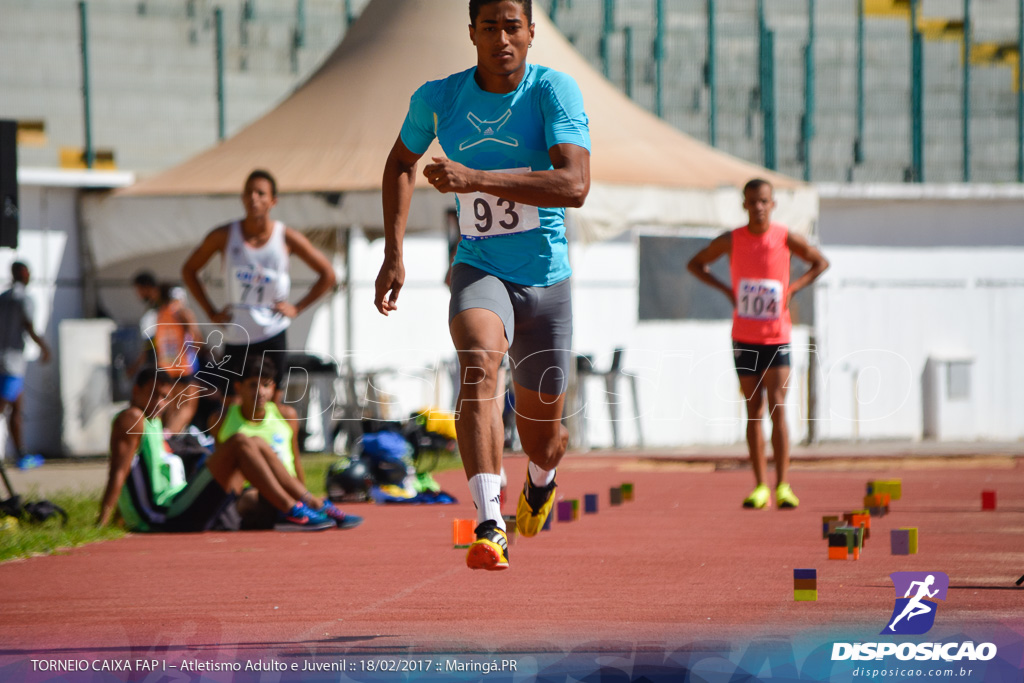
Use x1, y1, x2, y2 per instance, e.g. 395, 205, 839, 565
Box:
210, 308, 233, 324
374, 257, 405, 315
274, 301, 299, 318
424, 157, 478, 193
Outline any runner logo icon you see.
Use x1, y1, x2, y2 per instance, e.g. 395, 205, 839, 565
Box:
882, 571, 949, 635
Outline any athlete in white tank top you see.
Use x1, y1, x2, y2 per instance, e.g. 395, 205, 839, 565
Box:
182, 170, 336, 357
222, 220, 291, 344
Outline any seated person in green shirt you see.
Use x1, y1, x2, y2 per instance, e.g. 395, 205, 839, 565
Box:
97, 367, 334, 532
211, 357, 362, 530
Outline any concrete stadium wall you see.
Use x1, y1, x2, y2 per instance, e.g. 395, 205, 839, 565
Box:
813, 186, 1024, 442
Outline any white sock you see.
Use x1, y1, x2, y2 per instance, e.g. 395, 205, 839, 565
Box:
468, 473, 505, 531
528, 461, 555, 487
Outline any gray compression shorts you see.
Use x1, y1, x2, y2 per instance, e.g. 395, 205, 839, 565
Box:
448, 263, 572, 396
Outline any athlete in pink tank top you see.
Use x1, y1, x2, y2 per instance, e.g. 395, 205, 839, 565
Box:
730, 222, 792, 345
687, 179, 829, 511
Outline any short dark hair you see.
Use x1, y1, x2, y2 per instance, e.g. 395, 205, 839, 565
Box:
245, 169, 277, 197
134, 367, 173, 389
11, 261, 28, 281
238, 356, 277, 385
469, 0, 532, 25
743, 178, 773, 196
133, 270, 157, 288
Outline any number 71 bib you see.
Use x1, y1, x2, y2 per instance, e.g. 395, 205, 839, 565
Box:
737, 278, 784, 320
457, 167, 541, 240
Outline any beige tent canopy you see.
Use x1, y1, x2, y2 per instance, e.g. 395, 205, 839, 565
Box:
84, 0, 817, 269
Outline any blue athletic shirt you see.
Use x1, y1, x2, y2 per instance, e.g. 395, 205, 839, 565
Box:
400, 64, 590, 287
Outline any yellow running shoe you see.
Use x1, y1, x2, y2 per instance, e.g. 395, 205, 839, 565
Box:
465, 520, 509, 571
516, 474, 556, 537
775, 482, 800, 509
742, 484, 771, 509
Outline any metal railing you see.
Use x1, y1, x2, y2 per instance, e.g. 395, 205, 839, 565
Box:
5, 0, 1024, 183
544, 0, 1024, 183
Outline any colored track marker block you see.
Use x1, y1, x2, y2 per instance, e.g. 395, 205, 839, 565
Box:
557, 500, 574, 522
821, 516, 839, 539
610, 487, 623, 506
981, 490, 997, 510
793, 568, 817, 581
868, 479, 902, 501
452, 518, 475, 548
794, 589, 818, 601
570, 499, 580, 520
828, 531, 849, 548
843, 512, 871, 541
863, 493, 891, 517
830, 526, 862, 555
793, 578, 817, 591
890, 528, 910, 555
621, 483, 635, 501
828, 546, 848, 560
901, 526, 918, 554
584, 493, 599, 514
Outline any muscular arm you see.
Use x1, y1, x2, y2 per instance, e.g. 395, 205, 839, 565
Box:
422, 142, 590, 209
786, 232, 829, 300
279, 228, 337, 318
375, 137, 424, 315
97, 409, 144, 526
686, 232, 735, 306
182, 227, 230, 323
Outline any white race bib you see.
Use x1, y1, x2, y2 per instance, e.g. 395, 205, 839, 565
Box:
228, 265, 282, 308
737, 278, 784, 320
457, 168, 541, 240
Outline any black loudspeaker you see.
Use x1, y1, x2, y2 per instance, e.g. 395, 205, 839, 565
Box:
0, 120, 18, 249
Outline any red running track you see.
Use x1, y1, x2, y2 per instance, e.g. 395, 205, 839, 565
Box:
0, 454, 1021, 667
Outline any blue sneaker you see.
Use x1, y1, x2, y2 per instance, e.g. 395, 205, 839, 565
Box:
274, 502, 334, 531
319, 501, 363, 530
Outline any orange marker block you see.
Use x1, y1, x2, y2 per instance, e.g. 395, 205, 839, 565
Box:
452, 518, 475, 548
828, 546, 848, 560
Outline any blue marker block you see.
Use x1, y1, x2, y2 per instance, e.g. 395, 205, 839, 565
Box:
584, 493, 598, 514
794, 568, 817, 580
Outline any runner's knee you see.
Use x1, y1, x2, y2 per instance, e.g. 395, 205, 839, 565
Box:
458, 348, 503, 391
745, 394, 765, 419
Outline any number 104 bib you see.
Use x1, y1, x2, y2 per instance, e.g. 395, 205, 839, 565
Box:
457, 167, 541, 240
737, 278, 784, 320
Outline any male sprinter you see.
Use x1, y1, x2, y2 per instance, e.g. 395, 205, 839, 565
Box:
374, 0, 590, 570
213, 357, 362, 529
98, 368, 334, 531
687, 179, 828, 509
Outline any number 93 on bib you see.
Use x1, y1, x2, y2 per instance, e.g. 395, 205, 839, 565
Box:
737, 278, 784, 320
457, 168, 541, 240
